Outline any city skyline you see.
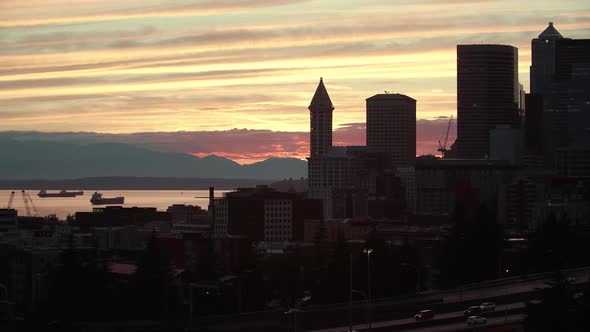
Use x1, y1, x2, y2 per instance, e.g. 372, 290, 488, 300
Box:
1, 1, 590, 163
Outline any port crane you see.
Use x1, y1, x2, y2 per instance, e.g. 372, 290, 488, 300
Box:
6, 191, 15, 208
437, 115, 454, 157
5, 190, 41, 216
19, 190, 40, 217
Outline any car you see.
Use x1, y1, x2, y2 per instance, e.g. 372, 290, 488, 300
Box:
480, 302, 496, 312
414, 309, 435, 321
566, 276, 577, 284
464, 305, 482, 316
466, 316, 487, 325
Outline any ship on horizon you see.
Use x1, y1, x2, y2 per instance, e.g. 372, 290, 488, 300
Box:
38, 189, 84, 198
90, 192, 124, 205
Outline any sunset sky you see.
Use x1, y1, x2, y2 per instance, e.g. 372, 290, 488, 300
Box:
1, 0, 589, 163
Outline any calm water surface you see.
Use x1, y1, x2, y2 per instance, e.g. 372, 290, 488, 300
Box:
0, 190, 229, 220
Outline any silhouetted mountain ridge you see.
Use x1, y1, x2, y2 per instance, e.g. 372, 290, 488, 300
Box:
0, 139, 306, 180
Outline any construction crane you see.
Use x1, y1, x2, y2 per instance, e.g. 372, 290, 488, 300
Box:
20, 190, 31, 216
6, 191, 15, 209
437, 115, 454, 157
20, 190, 39, 217
25, 191, 40, 217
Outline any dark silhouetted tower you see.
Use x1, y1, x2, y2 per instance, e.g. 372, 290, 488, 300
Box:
309, 78, 334, 157
530, 22, 590, 169
366, 93, 416, 166
530, 22, 563, 94
456, 44, 520, 159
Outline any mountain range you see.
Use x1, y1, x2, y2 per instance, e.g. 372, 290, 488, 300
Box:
0, 138, 307, 180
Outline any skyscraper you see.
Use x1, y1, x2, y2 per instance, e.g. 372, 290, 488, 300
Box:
309, 77, 334, 157
530, 22, 562, 95
530, 22, 590, 169
366, 93, 416, 166
456, 44, 520, 159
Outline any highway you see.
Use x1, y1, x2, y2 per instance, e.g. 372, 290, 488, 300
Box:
401, 314, 527, 332
192, 268, 589, 332
309, 303, 525, 332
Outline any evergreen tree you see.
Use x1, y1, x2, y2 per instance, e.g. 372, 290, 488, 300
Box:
316, 233, 350, 303
49, 234, 84, 321
131, 231, 174, 319
438, 202, 502, 288
313, 220, 330, 268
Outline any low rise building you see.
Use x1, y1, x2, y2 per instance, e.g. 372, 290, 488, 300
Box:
213, 186, 322, 242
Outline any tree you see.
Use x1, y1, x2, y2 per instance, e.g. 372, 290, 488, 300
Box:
46, 234, 112, 322
315, 233, 350, 303
528, 212, 576, 273
131, 231, 175, 319
438, 203, 502, 288
48, 234, 84, 321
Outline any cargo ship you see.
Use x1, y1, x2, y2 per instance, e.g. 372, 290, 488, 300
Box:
90, 192, 125, 205
38, 189, 84, 198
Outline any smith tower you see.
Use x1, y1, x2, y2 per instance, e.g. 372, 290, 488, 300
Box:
309, 78, 334, 157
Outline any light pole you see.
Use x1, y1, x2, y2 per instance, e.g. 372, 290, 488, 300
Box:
349, 252, 353, 332
285, 308, 301, 332
0, 283, 7, 300
363, 248, 373, 331
188, 283, 195, 331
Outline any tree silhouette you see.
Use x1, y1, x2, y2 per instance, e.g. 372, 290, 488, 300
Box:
131, 231, 175, 319
438, 203, 502, 288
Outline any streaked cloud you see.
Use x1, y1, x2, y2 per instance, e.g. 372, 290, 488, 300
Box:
0, 0, 588, 162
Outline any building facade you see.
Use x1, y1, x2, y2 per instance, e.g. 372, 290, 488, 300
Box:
456, 44, 520, 159
366, 93, 416, 166
307, 78, 414, 219
309, 77, 333, 157
213, 186, 322, 242
0, 209, 17, 234
530, 22, 590, 169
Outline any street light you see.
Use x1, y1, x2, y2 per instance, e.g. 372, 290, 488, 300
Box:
363, 248, 373, 331
349, 252, 353, 332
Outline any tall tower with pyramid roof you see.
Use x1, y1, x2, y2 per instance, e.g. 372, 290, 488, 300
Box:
309, 78, 334, 157
531, 22, 563, 94
530, 22, 590, 171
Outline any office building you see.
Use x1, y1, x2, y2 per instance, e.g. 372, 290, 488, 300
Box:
74, 206, 171, 228
0, 209, 17, 233
530, 22, 590, 168
525, 93, 544, 156
456, 44, 520, 159
489, 125, 524, 165
415, 158, 517, 219
306, 78, 415, 219
530, 22, 563, 94
213, 186, 322, 242
366, 93, 416, 166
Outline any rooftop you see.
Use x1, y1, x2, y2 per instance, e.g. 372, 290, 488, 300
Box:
539, 22, 563, 39
309, 77, 334, 111
366, 93, 416, 102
